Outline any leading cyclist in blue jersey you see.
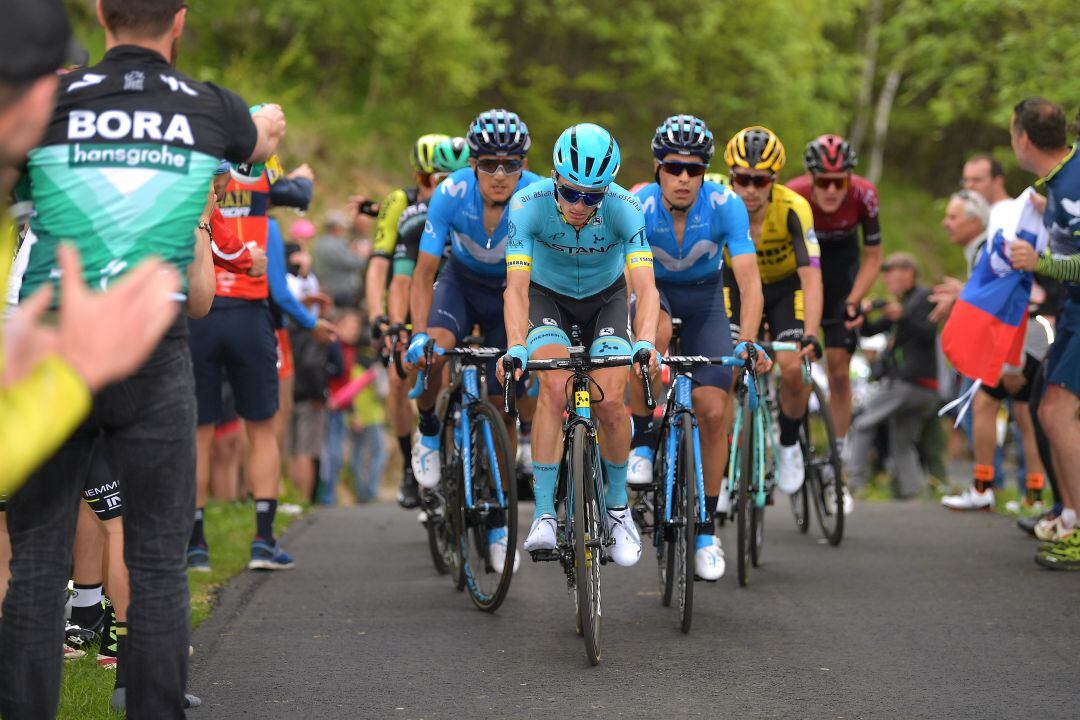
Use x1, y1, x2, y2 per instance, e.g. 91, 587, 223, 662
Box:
625, 115, 768, 581
405, 109, 541, 574
497, 123, 661, 567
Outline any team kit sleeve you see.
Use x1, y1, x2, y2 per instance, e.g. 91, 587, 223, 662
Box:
213, 84, 259, 164
373, 189, 408, 259
505, 204, 535, 274
618, 196, 653, 271
392, 216, 425, 278
787, 198, 821, 270
419, 188, 454, 259
859, 181, 883, 246
721, 190, 756, 258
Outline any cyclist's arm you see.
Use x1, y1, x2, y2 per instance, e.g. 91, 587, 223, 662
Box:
504, 213, 535, 349
388, 221, 423, 325
410, 189, 453, 335
848, 190, 883, 305
623, 223, 658, 346
186, 226, 215, 319
387, 275, 410, 326
789, 207, 823, 338
365, 189, 408, 323
730, 254, 763, 341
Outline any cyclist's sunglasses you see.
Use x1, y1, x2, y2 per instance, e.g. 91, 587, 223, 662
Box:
730, 171, 775, 188
660, 161, 708, 178
556, 182, 607, 207
476, 158, 524, 175
813, 175, 849, 191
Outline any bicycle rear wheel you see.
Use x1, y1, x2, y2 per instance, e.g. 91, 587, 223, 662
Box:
735, 397, 753, 587
570, 423, 603, 665
804, 381, 844, 545
677, 414, 696, 634
460, 401, 518, 612
790, 480, 809, 534
750, 497, 765, 567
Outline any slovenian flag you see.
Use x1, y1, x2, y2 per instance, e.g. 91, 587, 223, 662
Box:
941, 187, 1047, 389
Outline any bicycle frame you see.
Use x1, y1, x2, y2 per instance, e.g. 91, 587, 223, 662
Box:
658, 373, 707, 528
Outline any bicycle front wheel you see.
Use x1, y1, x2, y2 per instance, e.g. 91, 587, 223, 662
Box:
460, 401, 518, 612
438, 400, 465, 589
655, 420, 675, 608
805, 381, 844, 545
677, 414, 696, 634
735, 396, 753, 587
570, 423, 603, 665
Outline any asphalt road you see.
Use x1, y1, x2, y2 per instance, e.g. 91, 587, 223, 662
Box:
190, 499, 1079, 719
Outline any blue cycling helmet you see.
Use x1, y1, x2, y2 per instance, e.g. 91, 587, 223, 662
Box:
552, 123, 621, 189
466, 108, 531, 156
651, 114, 715, 164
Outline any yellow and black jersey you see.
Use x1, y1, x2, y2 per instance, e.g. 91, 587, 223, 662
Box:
372, 186, 420, 259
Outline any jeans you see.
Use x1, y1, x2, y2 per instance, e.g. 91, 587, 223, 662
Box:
351, 426, 387, 502
319, 410, 347, 504
0, 333, 196, 720
845, 379, 940, 498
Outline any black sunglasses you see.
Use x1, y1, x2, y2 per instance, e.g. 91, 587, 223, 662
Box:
661, 161, 708, 178
730, 171, 774, 188
476, 158, 524, 175
556, 182, 607, 207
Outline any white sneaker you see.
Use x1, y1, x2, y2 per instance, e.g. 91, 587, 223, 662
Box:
523, 515, 557, 553
488, 528, 520, 574
605, 507, 642, 567
626, 447, 654, 487
694, 535, 725, 581
411, 435, 441, 489
1034, 515, 1066, 542
775, 443, 805, 495
941, 486, 994, 512
717, 481, 732, 515
516, 438, 533, 471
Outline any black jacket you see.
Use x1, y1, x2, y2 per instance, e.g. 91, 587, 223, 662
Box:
862, 284, 938, 388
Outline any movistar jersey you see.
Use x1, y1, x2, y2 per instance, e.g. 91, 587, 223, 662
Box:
419, 167, 542, 280
1040, 143, 1080, 298
507, 179, 652, 299
636, 180, 754, 285
20, 45, 257, 301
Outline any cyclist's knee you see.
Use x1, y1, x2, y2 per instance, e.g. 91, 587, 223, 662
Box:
780, 361, 803, 389
592, 398, 626, 428
695, 400, 726, 433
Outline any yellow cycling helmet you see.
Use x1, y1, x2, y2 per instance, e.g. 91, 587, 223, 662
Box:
411, 133, 450, 174
724, 126, 786, 173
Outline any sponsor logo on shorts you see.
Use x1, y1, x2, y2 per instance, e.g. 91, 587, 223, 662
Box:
598, 326, 614, 336
542, 317, 558, 326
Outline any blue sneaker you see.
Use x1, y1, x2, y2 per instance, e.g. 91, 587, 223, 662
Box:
248, 540, 295, 571
187, 545, 210, 573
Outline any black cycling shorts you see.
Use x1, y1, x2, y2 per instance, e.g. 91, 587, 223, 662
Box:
83, 442, 122, 522
527, 277, 632, 358
820, 253, 859, 354
724, 270, 804, 344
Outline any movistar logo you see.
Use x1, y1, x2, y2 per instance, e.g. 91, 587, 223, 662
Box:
69, 142, 190, 173
441, 180, 468, 198
709, 190, 730, 208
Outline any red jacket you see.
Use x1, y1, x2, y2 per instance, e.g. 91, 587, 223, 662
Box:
209, 207, 253, 275
214, 173, 271, 300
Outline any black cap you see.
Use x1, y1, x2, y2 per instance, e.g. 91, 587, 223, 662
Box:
0, 0, 73, 84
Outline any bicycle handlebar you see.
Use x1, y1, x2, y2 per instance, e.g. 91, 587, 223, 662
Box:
502, 350, 654, 416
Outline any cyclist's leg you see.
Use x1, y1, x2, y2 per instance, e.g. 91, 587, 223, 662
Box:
825, 347, 854, 440
1039, 311, 1080, 529
821, 259, 858, 445
626, 289, 671, 483
768, 277, 812, 493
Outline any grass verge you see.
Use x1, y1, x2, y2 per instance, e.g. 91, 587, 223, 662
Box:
58, 497, 304, 719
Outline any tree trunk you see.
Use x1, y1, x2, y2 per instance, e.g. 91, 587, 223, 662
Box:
849, 0, 883, 152
867, 58, 904, 185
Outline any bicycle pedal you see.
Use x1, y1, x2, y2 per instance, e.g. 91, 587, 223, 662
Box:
528, 549, 559, 562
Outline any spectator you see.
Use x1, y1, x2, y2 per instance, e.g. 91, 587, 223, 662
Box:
288, 317, 343, 502
845, 252, 941, 499
320, 311, 362, 505
962, 153, 1011, 208
1007, 97, 1080, 566
313, 210, 367, 308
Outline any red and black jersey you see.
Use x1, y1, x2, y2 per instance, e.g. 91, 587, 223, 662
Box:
214, 172, 271, 300
786, 173, 881, 262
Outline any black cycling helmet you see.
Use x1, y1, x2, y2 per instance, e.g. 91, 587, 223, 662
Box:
466, 108, 531, 157
651, 114, 715, 164
804, 134, 858, 174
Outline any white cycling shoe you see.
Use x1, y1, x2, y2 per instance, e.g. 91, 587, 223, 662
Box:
411, 435, 441, 490
775, 443, 805, 495
523, 515, 557, 553
487, 528, 521, 574
694, 535, 725, 581
605, 507, 642, 567
823, 481, 855, 516
626, 447, 654, 487
941, 486, 994, 512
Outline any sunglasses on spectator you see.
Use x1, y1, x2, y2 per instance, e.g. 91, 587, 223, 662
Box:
730, 172, 774, 188
660, 161, 708, 178
476, 158, 524, 175
813, 175, 849, 191
556, 182, 607, 207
